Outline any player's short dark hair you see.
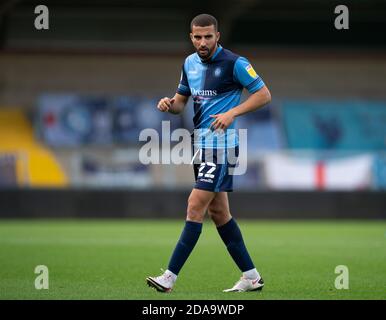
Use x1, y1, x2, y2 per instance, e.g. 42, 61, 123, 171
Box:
190, 14, 218, 32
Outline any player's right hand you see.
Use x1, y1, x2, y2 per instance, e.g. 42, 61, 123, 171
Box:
157, 97, 175, 112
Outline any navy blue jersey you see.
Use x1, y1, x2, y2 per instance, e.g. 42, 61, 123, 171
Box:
177, 45, 265, 148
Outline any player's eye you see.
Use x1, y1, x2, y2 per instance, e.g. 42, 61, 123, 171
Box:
205, 35, 213, 39
194, 36, 201, 40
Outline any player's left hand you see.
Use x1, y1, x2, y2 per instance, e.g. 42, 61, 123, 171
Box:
210, 111, 235, 130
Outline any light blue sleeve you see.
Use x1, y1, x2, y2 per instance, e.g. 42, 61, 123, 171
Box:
233, 57, 265, 93
176, 62, 191, 96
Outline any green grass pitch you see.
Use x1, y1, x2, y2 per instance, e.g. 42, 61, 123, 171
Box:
0, 219, 385, 300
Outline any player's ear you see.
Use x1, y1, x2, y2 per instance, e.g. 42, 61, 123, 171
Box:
216, 32, 220, 42
190, 33, 194, 42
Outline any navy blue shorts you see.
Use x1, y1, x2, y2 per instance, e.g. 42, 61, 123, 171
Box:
193, 147, 239, 192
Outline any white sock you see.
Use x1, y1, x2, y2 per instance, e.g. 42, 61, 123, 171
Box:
243, 268, 260, 280
164, 269, 178, 283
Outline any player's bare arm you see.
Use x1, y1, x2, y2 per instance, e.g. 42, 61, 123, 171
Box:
157, 93, 189, 114
210, 85, 271, 130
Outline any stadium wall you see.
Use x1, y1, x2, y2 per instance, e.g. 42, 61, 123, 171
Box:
0, 189, 385, 219
1, 52, 386, 109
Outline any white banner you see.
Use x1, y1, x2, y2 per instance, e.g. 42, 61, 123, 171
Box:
263, 153, 373, 190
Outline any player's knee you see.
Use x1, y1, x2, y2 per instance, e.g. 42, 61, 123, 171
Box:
208, 204, 231, 226
187, 198, 205, 222
208, 205, 228, 223
208, 204, 222, 218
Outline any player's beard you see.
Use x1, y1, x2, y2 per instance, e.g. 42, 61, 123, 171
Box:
197, 45, 214, 61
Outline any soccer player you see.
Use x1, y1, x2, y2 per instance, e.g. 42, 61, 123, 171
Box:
146, 13, 271, 293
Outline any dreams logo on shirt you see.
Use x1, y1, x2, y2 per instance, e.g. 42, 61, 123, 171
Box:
191, 88, 218, 97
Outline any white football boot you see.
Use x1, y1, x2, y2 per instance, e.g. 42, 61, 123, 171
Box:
146, 270, 175, 293
223, 276, 264, 292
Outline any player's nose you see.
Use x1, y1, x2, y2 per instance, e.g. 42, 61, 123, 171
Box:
199, 40, 207, 47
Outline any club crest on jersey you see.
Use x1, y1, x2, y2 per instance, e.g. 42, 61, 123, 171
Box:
214, 67, 221, 77
246, 64, 258, 79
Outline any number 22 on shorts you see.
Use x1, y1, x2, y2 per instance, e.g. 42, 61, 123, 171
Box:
198, 162, 216, 179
